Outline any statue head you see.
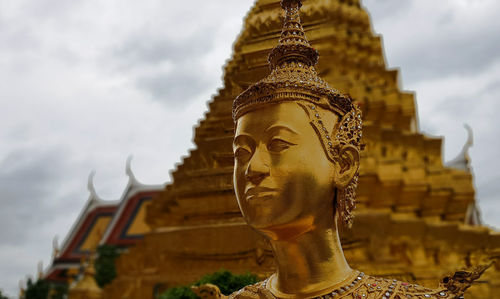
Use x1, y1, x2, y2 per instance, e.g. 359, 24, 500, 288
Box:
232, 0, 362, 240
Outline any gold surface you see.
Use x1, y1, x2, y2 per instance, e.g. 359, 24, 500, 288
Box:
234, 102, 355, 295
82, 0, 500, 298
68, 257, 102, 299
126, 200, 152, 236
228, 272, 460, 299
79, 216, 111, 251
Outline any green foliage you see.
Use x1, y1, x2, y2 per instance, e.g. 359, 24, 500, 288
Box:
195, 270, 258, 295
25, 278, 49, 299
158, 269, 258, 299
0, 289, 9, 299
158, 286, 198, 299
94, 244, 121, 288
23, 279, 68, 299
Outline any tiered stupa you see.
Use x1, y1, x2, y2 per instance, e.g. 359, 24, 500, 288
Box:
95, 0, 499, 298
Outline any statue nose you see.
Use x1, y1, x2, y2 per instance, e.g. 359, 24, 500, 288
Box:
245, 152, 269, 184
245, 168, 268, 184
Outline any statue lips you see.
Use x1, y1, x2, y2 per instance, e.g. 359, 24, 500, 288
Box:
245, 186, 278, 202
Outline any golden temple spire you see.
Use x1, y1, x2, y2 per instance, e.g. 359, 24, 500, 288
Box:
19, 279, 25, 298
69, 254, 102, 299
37, 261, 43, 280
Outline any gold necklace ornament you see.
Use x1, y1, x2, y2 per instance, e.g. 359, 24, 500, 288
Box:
265, 270, 365, 299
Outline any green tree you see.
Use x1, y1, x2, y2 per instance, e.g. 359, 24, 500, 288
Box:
195, 270, 257, 296
94, 244, 121, 288
25, 278, 49, 299
0, 289, 9, 299
159, 286, 198, 299
159, 270, 258, 299
18, 278, 67, 299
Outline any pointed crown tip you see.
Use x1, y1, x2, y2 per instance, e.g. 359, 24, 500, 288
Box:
268, 0, 318, 70
281, 0, 302, 9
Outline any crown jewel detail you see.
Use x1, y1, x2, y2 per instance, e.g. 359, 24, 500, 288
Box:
268, 0, 318, 69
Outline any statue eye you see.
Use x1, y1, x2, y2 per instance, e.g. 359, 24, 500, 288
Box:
234, 147, 251, 162
268, 138, 295, 152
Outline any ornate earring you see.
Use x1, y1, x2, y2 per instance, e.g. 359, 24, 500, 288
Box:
302, 103, 362, 228
336, 174, 358, 228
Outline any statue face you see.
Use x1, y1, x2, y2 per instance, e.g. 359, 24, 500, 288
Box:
233, 102, 339, 239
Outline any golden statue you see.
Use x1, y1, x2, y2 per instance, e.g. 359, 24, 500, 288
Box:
228, 1, 481, 298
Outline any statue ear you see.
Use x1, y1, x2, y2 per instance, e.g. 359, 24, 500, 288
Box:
334, 144, 360, 188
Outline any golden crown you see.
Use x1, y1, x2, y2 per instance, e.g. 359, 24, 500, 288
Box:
233, 0, 360, 121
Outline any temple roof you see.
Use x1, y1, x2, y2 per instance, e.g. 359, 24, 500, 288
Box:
45, 158, 167, 282
446, 124, 473, 172
99, 156, 165, 247
44, 172, 119, 282
56, 172, 118, 259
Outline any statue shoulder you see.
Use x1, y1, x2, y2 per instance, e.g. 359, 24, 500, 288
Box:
226, 275, 452, 299
216, 266, 489, 299
228, 280, 274, 299
349, 275, 452, 299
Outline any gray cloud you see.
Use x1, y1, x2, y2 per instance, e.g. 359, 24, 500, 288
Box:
363, 0, 412, 21
100, 20, 221, 106
110, 32, 216, 105
364, 0, 500, 83
0, 147, 69, 244
400, 31, 500, 83
433, 79, 500, 121
0, 146, 83, 297
112, 30, 216, 67
136, 69, 210, 105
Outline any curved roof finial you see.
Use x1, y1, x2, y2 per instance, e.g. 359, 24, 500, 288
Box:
126, 155, 141, 186
87, 170, 102, 201
446, 124, 473, 172
52, 235, 60, 259
464, 123, 473, 149
37, 261, 43, 279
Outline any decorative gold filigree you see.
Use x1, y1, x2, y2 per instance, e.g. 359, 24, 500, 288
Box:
232, 0, 356, 120
228, 272, 466, 299
439, 263, 492, 297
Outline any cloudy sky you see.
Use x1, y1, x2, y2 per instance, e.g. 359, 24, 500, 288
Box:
0, 0, 499, 296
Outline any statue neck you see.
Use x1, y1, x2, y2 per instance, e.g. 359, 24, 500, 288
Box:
266, 216, 352, 296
